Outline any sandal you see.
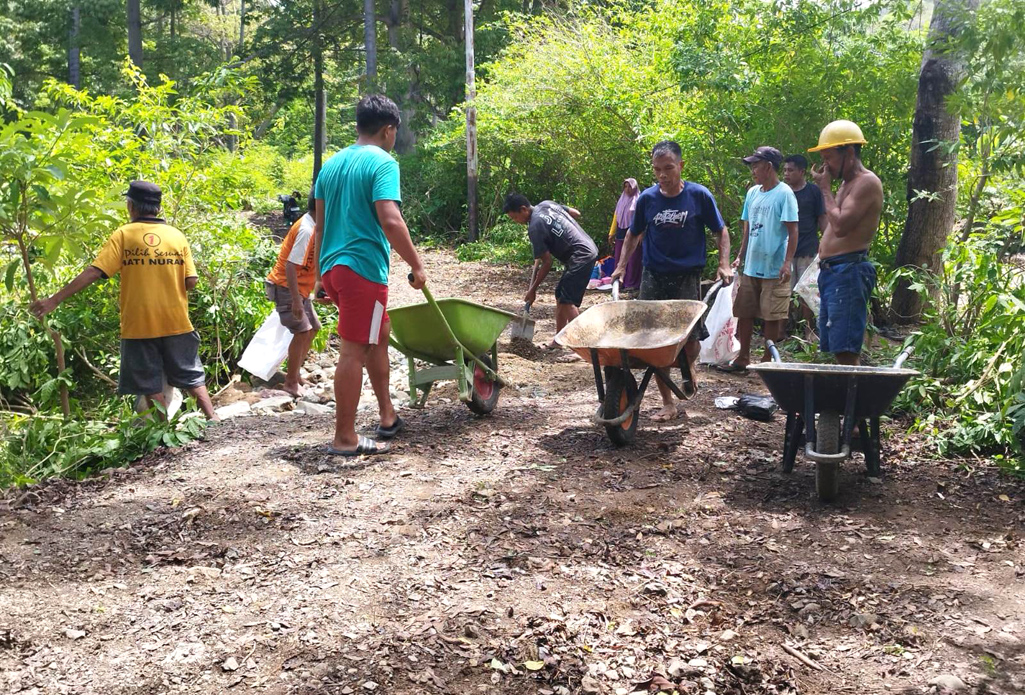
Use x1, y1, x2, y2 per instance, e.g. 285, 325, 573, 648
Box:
325, 436, 390, 457
714, 362, 749, 374
375, 416, 405, 440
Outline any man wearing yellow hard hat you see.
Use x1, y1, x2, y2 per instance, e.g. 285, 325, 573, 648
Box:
808, 120, 884, 365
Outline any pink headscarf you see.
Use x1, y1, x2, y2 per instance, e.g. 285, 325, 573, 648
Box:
614, 178, 639, 229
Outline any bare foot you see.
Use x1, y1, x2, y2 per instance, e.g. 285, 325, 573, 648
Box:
650, 404, 678, 422
282, 383, 304, 398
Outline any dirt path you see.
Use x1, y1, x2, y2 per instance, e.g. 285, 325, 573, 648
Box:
2, 250, 1024, 695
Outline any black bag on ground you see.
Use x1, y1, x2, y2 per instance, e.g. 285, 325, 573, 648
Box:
737, 393, 778, 421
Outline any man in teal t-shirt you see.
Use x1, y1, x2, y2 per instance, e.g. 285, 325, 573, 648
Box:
313, 94, 427, 457
719, 146, 798, 372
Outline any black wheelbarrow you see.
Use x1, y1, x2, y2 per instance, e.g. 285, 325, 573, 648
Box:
748, 342, 916, 502
555, 280, 722, 446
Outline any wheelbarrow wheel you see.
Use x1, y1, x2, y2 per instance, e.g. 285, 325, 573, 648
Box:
467, 355, 501, 415
603, 367, 638, 446
815, 411, 841, 502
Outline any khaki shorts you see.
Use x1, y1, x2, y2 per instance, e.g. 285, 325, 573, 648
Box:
265, 281, 322, 334
734, 274, 791, 321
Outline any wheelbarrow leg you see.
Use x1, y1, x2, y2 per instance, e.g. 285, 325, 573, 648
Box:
590, 349, 605, 402
676, 350, 697, 399
862, 417, 882, 477
782, 411, 803, 473
406, 355, 428, 408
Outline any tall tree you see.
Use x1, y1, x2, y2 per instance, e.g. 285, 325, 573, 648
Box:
364, 0, 377, 83
68, 4, 81, 89
127, 0, 143, 68
891, 0, 980, 323
313, 0, 327, 179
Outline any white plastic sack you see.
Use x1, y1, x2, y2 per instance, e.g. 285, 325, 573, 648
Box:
133, 379, 183, 418
699, 281, 741, 365
794, 256, 821, 317
238, 310, 292, 381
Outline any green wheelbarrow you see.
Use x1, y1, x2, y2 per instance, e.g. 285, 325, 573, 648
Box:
388, 282, 516, 414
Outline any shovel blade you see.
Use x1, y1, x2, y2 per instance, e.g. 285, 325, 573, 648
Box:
510, 314, 535, 341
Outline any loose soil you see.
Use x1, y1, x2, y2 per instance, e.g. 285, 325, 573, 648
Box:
2, 250, 1024, 695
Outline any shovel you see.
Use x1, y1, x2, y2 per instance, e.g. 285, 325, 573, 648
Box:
510, 264, 538, 341
511, 301, 535, 341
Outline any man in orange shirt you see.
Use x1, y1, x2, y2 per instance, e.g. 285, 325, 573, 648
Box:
265, 189, 321, 397
31, 181, 217, 420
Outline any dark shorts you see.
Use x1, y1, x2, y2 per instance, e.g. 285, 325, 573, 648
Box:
818, 252, 876, 355
639, 267, 710, 341
119, 331, 207, 396
265, 281, 322, 334
555, 259, 595, 307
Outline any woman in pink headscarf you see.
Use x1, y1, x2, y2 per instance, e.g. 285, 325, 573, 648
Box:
609, 178, 642, 290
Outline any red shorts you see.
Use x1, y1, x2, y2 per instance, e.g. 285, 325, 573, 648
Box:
321, 265, 389, 345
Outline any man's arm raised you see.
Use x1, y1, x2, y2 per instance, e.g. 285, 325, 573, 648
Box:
375, 199, 426, 289
813, 167, 882, 239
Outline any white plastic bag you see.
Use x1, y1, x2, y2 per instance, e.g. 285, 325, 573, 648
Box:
134, 379, 183, 418
794, 256, 821, 317
698, 281, 741, 365
238, 310, 292, 381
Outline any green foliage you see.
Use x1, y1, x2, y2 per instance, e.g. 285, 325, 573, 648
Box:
454, 221, 534, 265
893, 234, 1025, 469
0, 404, 207, 488
406, 0, 921, 264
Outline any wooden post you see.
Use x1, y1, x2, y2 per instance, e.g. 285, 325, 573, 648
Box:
465, 0, 479, 241
365, 0, 378, 83
68, 5, 81, 89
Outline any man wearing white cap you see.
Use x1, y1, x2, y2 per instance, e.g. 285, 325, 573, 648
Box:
808, 120, 884, 365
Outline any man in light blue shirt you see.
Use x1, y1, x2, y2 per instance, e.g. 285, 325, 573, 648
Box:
719, 146, 798, 371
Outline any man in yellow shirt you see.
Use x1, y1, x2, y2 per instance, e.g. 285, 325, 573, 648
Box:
31, 181, 217, 420
265, 189, 320, 397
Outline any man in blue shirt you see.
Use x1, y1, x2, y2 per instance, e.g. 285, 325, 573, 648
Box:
313, 94, 427, 457
611, 140, 732, 421
720, 147, 798, 372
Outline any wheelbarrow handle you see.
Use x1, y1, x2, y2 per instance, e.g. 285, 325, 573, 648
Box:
764, 339, 782, 363
406, 273, 508, 388
702, 279, 724, 306
893, 344, 914, 369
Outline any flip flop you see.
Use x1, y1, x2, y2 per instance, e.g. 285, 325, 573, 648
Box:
375, 416, 405, 440
325, 436, 390, 457
714, 362, 749, 374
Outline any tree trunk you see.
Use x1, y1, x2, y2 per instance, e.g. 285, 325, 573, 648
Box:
313, 1, 327, 181
465, 0, 478, 241
890, 0, 978, 324
127, 0, 143, 69
239, 0, 246, 50
68, 5, 81, 89
17, 235, 71, 419
365, 0, 378, 85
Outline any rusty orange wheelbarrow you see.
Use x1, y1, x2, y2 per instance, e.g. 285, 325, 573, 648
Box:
555, 280, 721, 445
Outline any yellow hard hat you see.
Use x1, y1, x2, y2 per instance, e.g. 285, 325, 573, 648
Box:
808, 120, 868, 152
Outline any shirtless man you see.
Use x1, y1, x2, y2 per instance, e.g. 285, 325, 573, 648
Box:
807, 120, 883, 365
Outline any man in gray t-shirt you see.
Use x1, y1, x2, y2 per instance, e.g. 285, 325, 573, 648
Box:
504, 193, 598, 348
